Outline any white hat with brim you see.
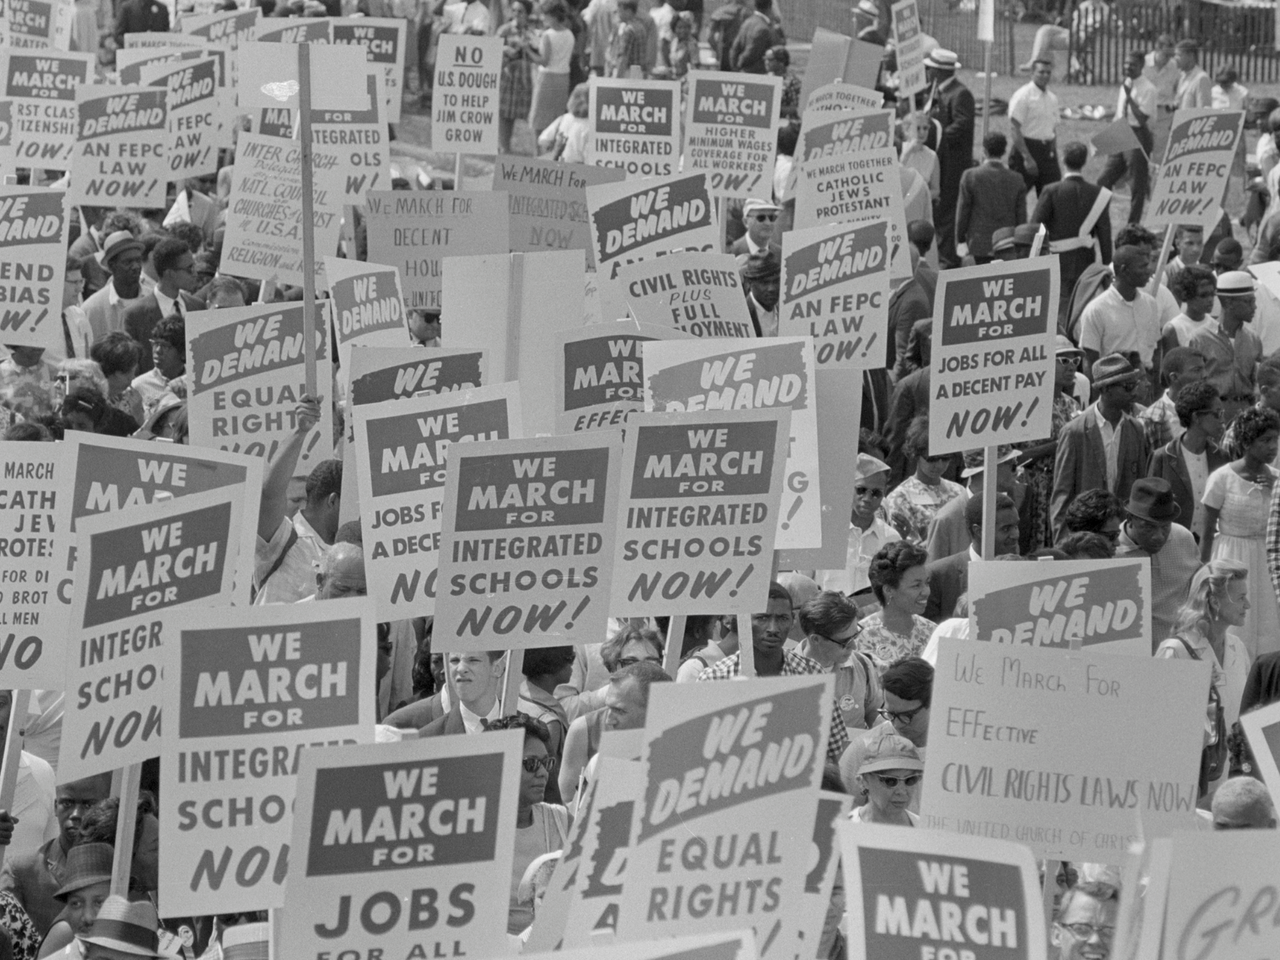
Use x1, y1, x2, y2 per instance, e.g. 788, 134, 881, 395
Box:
1217, 270, 1256, 297
77, 896, 165, 959
924, 48, 960, 70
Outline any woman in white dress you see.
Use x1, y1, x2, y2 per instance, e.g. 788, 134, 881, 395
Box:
528, 0, 576, 138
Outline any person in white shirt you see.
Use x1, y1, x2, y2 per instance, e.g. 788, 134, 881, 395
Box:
1162, 225, 1203, 291
818, 454, 900, 613
1143, 33, 1180, 113
1098, 51, 1157, 225
1079, 245, 1162, 378
80, 231, 147, 346
1007, 59, 1061, 198
1161, 264, 1217, 352
1175, 39, 1212, 109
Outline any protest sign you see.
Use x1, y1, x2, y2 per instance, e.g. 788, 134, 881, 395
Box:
311, 71, 388, 202
798, 29, 883, 115
434, 430, 622, 651
123, 31, 209, 50
116, 46, 209, 86
324, 257, 408, 373
0, 442, 73, 690
793, 108, 911, 282
253, 17, 331, 43
615, 676, 832, 960
280, 730, 521, 960
617, 251, 756, 339
796, 793, 852, 960
780, 218, 891, 369
554, 320, 691, 434
683, 71, 781, 200
354, 382, 522, 621
492, 155, 625, 269
837, 820, 1047, 960
921, 639, 1209, 863
968, 558, 1152, 656
431, 34, 500, 155
332, 16, 406, 125
0, 184, 67, 353
528, 932, 758, 960
186, 301, 335, 472
160, 599, 376, 916
608, 409, 789, 616
803, 80, 883, 117
180, 7, 260, 49
1146, 109, 1245, 232
644, 337, 822, 550
588, 77, 681, 178
891, 0, 927, 98
220, 132, 344, 288
138, 57, 220, 180
5, 0, 72, 49
69, 84, 168, 211
928, 257, 1058, 456
365, 190, 510, 312
58, 486, 255, 780
2, 50, 93, 168
1239, 700, 1280, 808
524, 774, 600, 950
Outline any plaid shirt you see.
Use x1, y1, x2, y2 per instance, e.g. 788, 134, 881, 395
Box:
698, 649, 851, 764
1138, 390, 1183, 450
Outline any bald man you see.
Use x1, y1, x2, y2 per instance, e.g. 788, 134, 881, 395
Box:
1211, 776, 1277, 829
314, 543, 366, 600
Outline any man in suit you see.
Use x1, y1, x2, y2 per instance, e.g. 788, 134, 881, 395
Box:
1114, 478, 1201, 644
955, 132, 1026, 265
420, 651, 506, 737
1050, 354, 1153, 542
925, 49, 975, 268
121, 238, 203, 373
730, 198, 780, 258
924, 492, 1020, 621
1032, 140, 1113, 314
729, 0, 781, 73
1146, 379, 1228, 541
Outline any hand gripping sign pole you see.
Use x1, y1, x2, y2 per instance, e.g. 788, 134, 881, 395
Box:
0, 691, 31, 871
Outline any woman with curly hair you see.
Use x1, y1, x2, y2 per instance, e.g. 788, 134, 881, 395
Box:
1201, 405, 1280, 658
859, 541, 934, 668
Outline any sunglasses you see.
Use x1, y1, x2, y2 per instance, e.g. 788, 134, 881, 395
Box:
752, 213, 778, 222
922, 453, 951, 463
854, 486, 885, 497
815, 624, 862, 648
878, 704, 927, 724
870, 773, 921, 788
617, 656, 663, 669
522, 756, 555, 773
1057, 923, 1114, 943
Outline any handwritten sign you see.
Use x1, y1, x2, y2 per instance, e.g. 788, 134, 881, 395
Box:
2, 51, 93, 168
492, 155, 624, 269
683, 71, 781, 200
0, 185, 67, 353
588, 77, 681, 178
432, 34, 501, 155
1147, 109, 1245, 232
617, 251, 756, 339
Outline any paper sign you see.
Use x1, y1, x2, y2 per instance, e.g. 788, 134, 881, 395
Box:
6, 0, 73, 50
539, 930, 756, 960
117, 46, 212, 86
186, 301, 335, 472
0, 185, 68, 353
891, 0, 927, 99
796, 793, 853, 960
554, 320, 691, 434
608, 409, 789, 616
180, 8, 260, 49
928, 258, 1058, 456
921, 639, 1210, 863
0, 442, 72, 689
353, 383, 522, 621
139, 57, 220, 180
69, 84, 169, 210
434, 431, 622, 651
310, 72, 389, 203
804, 80, 883, 117
968, 558, 1153, 656
837, 820, 1047, 960
492, 155, 625, 270
159, 599, 376, 916
617, 251, 755, 338
588, 77, 681, 178
279, 732, 522, 960
524, 774, 600, 950
2, 51, 94, 168
58, 486, 255, 781
1147, 109, 1245, 232
324, 257, 409, 374
431, 34, 501, 155
124, 31, 209, 50
587, 173, 718, 280
332, 17, 407, 125
1239, 700, 1280, 808
616, 677, 832, 959
683, 70, 781, 200
780, 218, 892, 369
644, 337, 822, 550
365, 190, 511, 312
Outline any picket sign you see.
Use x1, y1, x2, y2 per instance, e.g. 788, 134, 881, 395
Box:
111, 764, 142, 895
0, 691, 31, 871
298, 43, 319, 396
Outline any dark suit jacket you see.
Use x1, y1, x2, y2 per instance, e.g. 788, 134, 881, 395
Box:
886, 366, 929, 484
1031, 174, 1113, 289
1050, 406, 1151, 542
925, 549, 971, 622
955, 161, 1027, 259
888, 274, 931, 376
420, 705, 467, 737
729, 12, 780, 73
114, 0, 170, 45
1146, 438, 1229, 539
383, 690, 445, 730
121, 291, 204, 372
931, 79, 976, 198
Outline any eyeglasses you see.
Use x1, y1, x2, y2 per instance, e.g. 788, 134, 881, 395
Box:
854, 486, 885, 497
55, 798, 97, 814
870, 773, 921, 788
878, 704, 927, 724
1057, 923, 1114, 943
522, 756, 555, 773
922, 453, 952, 463
617, 656, 662, 669
816, 624, 862, 648
752, 213, 778, 223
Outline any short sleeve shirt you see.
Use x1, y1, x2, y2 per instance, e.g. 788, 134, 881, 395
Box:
1008, 82, 1060, 140
1079, 285, 1162, 367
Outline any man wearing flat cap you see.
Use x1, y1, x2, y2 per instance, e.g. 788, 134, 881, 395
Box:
1050, 354, 1151, 542
742, 249, 780, 336
1190, 270, 1264, 423
818, 454, 899, 611
924, 49, 974, 269
81, 231, 148, 347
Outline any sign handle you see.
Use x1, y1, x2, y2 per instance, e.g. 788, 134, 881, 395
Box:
1146, 225, 1174, 302
0, 691, 31, 872
455, 152, 464, 190
299, 42, 319, 398
980, 446, 998, 560
736, 613, 755, 678
661, 615, 687, 677
980, 41, 993, 144
257, 275, 278, 304
501, 649, 525, 716
110, 763, 142, 897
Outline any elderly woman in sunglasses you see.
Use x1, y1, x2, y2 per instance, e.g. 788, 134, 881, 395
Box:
849, 728, 924, 826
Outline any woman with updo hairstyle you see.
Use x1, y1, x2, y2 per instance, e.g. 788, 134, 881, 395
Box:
858, 541, 934, 669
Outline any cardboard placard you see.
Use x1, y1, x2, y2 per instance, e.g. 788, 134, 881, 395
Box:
615, 677, 833, 960
803, 80, 883, 117
310, 71, 389, 203
365, 190, 511, 312
253, 17, 331, 44
492, 155, 625, 269
0, 185, 68, 353
798, 29, 883, 115
780, 218, 892, 369
179, 8, 261, 49
1239, 700, 1280, 809
159, 599, 377, 916
324, 257, 410, 374
279, 731, 522, 960
796, 793, 853, 960
185, 301, 335, 472
2, 50, 94, 169
117, 46, 213, 86
58, 486, 255, 780
928, 258, 1059, 456
353, 382, 522, 621
1146, 109, 1245, 232
683, 70, 781, 200
123, 31, 209, 50
921, 638, 1210, 864
236, 40, 370, 118
434, 430, 622, 651
5, 0, 73, 50
644, 337, 822, 550
587, 77, 682, 178
968, 558, 1153, 656
837, 820, 1047, 960
332, 16, 407, 125
617, 251, 756, 339
891, 0, 927, 99
68, 84, 168, 210
527, 932, 757, 960
608, 408, 788, 616
139, 57, 220, 180
431, 34, 501, 155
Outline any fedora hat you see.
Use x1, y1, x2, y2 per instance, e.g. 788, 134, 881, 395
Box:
1125, 477, 1181, 523
54, 842, 113, 901
95, 230, 144, 268
1091, 353, 1143, 388
924, 48, 960, 70
78, 896, 164, 958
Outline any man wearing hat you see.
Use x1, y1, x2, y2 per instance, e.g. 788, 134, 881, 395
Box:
818, 454, 900, 608
1114, 477, 1200, 644
728, 0, 782, 74
1050, 354, 1152, 542
1190, 271, 1264, 423
924, 48, 974, 269
1078, 245, 1161, 380
38, 841, 113, 956
81, 231, 147, 348
1032, 140, 1113, 311
730, 198, 779, 258
77, 896, 165, 960
848, 728, 924, 826
741, 249, 780, 337
925, 446, 1022, 563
